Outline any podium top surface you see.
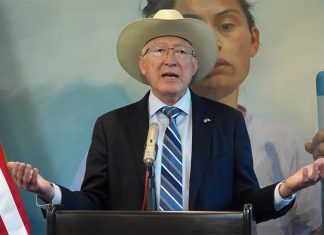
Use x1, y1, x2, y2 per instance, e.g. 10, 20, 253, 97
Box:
47, 209, 255, 235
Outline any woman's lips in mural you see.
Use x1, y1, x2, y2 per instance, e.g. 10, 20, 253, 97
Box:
215, 58, 230, 67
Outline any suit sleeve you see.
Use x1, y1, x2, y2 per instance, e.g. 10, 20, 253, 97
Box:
59, 117, 110, 210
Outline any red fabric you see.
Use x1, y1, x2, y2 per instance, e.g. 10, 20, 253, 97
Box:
0, 216, 9, 235
141, 169, 150, 211
0, 144, 31, 234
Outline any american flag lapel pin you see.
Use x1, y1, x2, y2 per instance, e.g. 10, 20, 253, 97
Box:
203, 118, 211, 123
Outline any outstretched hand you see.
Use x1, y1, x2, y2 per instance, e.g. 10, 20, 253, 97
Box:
281, 129, 324, 198
279, 157, 324, 198
7, 161, 54, 203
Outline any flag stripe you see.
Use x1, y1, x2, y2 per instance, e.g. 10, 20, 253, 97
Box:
0, 144, 30, 234
0, 216, 9, 235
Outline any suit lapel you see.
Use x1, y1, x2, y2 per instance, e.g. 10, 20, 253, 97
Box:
189, 92, 213, 209
127, 92, 150, 184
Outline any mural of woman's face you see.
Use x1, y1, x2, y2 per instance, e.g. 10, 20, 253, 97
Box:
174, 0, 260, 102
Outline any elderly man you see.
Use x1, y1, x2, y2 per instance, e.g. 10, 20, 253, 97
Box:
7, 9, 324, 223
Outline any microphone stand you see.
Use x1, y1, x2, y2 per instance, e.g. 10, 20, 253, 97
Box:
146, 164, 157, 211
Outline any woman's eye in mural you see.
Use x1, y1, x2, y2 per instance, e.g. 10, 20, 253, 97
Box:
218, 23, 234, 32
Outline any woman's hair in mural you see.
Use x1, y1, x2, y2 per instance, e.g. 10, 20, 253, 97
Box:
142, 0, 256, 31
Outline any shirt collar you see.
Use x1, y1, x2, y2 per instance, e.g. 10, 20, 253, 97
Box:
148, 88, 191, 117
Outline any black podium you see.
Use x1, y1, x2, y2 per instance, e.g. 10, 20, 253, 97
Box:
46, 204, 256, 235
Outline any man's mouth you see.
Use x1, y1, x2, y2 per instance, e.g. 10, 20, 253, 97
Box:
162, 72, 179, 79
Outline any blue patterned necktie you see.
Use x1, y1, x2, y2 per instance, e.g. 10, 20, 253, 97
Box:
159, 106, 183, 211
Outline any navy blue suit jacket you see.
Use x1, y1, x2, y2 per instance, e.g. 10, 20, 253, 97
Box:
59, 91, 292, 223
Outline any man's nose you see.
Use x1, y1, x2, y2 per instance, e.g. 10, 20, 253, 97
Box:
164, 48, 177, 65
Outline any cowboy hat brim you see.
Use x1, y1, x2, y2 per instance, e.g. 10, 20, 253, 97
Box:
117, 12, 218, 85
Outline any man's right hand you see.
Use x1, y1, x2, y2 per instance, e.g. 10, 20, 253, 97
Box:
7, 161, 55, 203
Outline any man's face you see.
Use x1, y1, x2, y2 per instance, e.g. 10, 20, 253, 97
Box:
174, 0, 259, 101
139, 36, 198, 105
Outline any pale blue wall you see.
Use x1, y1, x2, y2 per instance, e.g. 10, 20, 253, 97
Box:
241, 0, 324, 139
0, 0, 323, 233
0, 1, 147, 233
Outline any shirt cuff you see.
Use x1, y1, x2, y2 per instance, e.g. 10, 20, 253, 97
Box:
274, 180, 296, 211
35, 183, 62, 209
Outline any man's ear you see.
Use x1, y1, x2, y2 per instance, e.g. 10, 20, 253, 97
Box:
139, 56, 146, 76
192, 57, 199, 77
250, 25, 260, 57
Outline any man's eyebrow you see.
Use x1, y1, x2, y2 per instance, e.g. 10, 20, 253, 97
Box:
183, 9, 241, 21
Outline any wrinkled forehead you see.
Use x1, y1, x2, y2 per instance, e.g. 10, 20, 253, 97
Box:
144, 36, 193, 48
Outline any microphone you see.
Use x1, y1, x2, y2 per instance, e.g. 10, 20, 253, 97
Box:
143, 122, 159, 167
317, 71, 324, 129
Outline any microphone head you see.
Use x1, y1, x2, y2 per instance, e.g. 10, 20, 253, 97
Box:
316, 71, 324, 96
143, 122, 159, 167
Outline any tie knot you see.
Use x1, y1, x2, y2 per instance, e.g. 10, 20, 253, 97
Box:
162, 106, 182, 119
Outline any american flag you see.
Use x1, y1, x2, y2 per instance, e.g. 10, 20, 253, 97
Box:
0, 143, 31, 235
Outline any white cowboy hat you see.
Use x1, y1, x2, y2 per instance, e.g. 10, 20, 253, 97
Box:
116, 9, 218, 85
